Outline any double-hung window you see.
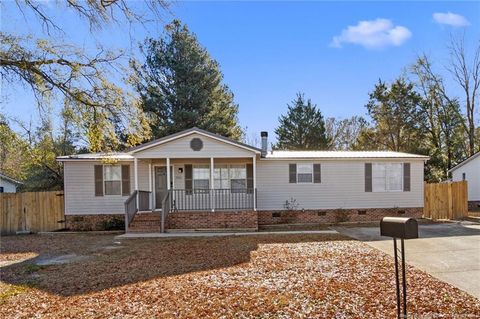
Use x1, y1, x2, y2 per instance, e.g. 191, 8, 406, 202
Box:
214, 165, 230, 189
230, 164, 247, 192
213, 164, 248, 192
297, 164, 313, 183
104, 165, 122, 195
193, 165, 210, 192
372, 163, 403, 192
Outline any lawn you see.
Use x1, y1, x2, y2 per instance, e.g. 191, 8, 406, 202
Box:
1, 233, 479, 318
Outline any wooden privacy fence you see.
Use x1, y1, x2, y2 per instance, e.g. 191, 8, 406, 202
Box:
424, 181, 468, 220
0, 191, 65, 235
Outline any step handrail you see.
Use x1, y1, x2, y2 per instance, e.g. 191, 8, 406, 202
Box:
124, 190, 138, 232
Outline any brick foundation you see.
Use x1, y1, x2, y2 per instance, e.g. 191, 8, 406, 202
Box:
65, 214, 125, 231
66, 207, 423, 232
167, 211, 258, 230
257, 207, 423, 225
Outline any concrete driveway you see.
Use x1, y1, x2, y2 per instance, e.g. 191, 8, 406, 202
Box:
334, 222, 480, 299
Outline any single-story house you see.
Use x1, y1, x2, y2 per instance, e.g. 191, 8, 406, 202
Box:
0, 172, 23, 193
449, 151, 480, 210
56, 127, 429, 232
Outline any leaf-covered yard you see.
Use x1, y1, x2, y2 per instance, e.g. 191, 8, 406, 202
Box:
1, 233, 479, 318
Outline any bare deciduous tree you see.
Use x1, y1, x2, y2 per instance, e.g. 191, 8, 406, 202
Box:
1, 0, 170, 152
447, 35, 480, 156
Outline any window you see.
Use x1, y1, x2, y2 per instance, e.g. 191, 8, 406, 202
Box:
230, 164, 247, 192
372, 163, 403, 192
214, 165, 230, 189
0, 187, 4, 193
193, 165, 210, 192
462, 173, 466, 181
104, 165, 121, 195
297, 164, 313, 183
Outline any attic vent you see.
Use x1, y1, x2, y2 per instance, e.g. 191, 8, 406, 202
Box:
190, 138, 203, 151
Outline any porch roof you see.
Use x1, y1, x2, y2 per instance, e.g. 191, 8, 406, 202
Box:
128, 127, 262, 154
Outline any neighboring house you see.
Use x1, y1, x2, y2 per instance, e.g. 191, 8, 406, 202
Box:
0, 172, 23, 193
449, 151, 480, 210
57, 127, 429, 232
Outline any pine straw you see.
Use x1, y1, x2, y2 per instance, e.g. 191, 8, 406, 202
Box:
1, 233, 479, 318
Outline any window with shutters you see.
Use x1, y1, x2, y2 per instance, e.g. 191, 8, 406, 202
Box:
297, 164, 313, 183
104, 165, 122, 195
372, 163, 403, 192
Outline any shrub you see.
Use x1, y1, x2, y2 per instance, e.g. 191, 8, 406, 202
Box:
334, 210, 350, 223
101, 217, 125, 231
283, 197, 299, 211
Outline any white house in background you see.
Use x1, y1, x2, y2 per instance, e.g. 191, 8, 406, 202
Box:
56, 127, 429, 232
0, 172, 23, 193
449, 151, 480, 210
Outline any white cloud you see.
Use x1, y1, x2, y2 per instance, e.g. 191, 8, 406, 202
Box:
330, 18, 412, 49
433, 12, 470, 27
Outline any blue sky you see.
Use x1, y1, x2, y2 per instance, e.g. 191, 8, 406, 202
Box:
2, 1, 480, 143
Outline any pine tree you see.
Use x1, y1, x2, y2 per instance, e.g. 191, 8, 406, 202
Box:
364, 78, 425, 153
274, 93, 330, 150
133, 20, 243, 140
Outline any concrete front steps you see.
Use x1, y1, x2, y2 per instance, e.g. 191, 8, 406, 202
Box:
128, 212, 161, 233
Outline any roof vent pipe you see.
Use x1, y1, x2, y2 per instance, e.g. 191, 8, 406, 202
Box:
261, 131, 268, 157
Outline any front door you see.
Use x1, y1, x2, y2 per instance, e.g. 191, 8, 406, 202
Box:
155, 167, 168, 209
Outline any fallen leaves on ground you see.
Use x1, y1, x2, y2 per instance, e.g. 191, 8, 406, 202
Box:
0, 233, 479, 318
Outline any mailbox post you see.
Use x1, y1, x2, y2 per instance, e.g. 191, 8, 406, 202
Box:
380, 217, 418, 319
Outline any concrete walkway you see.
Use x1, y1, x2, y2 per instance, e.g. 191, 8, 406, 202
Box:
116, 230, 338, 239
334, 222, 480, 299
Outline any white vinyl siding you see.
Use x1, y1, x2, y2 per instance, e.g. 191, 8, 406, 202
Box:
451, 156, 480, 201
134, 133, 256, 158
256, 160, 424, 210
0, 178, 18, 193
64, 161, 134, 215
372, 163, 403, 192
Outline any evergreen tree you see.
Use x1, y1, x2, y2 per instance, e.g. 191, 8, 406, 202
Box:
363, 78, 425, 153
133, 20, 243, 140
274, 93, 330, 150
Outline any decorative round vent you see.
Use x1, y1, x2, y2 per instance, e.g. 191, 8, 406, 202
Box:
190, 138, 203, 151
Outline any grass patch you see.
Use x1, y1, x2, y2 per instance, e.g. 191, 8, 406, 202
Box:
23, 263, 46, 274
0, 284, 29, 304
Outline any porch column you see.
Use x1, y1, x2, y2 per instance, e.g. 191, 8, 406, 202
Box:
253, 155, 257, 211
134, 158, 138, 210
166, 158, 171, 190
210, 157, 215, 212
148, 162, 152, 211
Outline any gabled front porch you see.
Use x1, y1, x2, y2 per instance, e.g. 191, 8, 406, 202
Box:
124, 157, 258, 233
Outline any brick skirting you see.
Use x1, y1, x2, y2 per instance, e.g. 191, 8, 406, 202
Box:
66, 207, 423, 231
257, 207, 423, 225
65, 214, 125, 231
167, 210, 258, 230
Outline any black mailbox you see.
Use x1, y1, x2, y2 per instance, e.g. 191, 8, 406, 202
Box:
380, 217, 418, 239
